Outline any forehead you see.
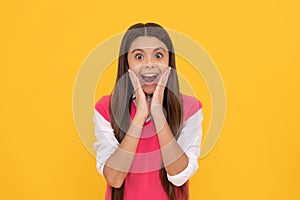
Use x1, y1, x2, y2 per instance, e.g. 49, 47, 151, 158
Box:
129, 36, 168, 51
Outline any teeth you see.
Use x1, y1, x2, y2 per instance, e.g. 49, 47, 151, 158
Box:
142, 73, 158, 77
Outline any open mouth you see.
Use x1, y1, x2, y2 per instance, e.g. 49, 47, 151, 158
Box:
140, 73, 159, 85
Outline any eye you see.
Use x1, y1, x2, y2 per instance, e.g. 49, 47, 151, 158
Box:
135, 53, 143, 60
155, 53, 163, 59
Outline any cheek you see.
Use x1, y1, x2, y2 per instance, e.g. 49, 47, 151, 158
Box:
128, 64, 141, 75
127, 57, 142, 70
158, 65, 169, 73
161, 55, 169, 66
127, 57, 134, 69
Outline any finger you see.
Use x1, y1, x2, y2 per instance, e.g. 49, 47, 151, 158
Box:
153, 67, 171, 97
161, 67, 171, 85
157, 67, 171, 87
133, 71, 142, 89
128, 69, 142, 90
128, 69, 137, 90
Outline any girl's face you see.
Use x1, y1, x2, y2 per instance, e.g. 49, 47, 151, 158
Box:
127, 36, 169, 95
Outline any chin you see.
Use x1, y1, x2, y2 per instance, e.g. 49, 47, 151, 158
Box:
142, 85, 156, 95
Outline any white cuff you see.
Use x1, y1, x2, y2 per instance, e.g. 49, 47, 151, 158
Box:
96, 160, 105, 176
166, 153, 199, 186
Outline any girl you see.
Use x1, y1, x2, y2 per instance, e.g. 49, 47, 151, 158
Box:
93, 23, 203, 200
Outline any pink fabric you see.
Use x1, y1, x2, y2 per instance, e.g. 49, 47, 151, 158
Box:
95, 94, 202, 200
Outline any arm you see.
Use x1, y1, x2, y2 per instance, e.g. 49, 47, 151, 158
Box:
94, 107, 146, 188
151, 110, 189, 176
96, 69, 149, 188
103, 116, 144, 188
152, 106, 203, 186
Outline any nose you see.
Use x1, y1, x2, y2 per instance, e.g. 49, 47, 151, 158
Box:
144, 54, 156, 68
145, 65, 155, 69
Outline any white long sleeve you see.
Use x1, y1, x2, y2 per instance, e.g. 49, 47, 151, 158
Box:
93, 109, 119, 176
166, 108, 203, 186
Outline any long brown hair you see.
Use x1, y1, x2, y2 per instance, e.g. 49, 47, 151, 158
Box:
108, 23, 188, 200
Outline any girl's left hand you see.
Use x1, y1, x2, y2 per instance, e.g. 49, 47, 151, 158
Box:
150, 67, 171, 116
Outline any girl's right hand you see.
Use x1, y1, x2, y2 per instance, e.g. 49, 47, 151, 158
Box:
128, 69, 149, 124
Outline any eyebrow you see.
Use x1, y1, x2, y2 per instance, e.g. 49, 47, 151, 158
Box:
130, 47, 167, 53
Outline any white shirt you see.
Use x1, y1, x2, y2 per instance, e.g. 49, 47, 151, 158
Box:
93, 95, 203, 187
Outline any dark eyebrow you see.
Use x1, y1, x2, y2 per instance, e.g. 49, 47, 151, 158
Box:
130, 48, 144, 53
153, 47, 166, 52
130, 47, 167, 54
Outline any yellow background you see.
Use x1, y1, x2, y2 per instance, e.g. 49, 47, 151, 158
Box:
1, 0, 299, 199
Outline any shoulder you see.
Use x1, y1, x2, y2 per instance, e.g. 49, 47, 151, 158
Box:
95, 94, 111, 122
181, 93, 203, 121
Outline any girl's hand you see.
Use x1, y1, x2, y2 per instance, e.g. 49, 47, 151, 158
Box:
128, 69, 149, 124
150, 67, 171, 117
